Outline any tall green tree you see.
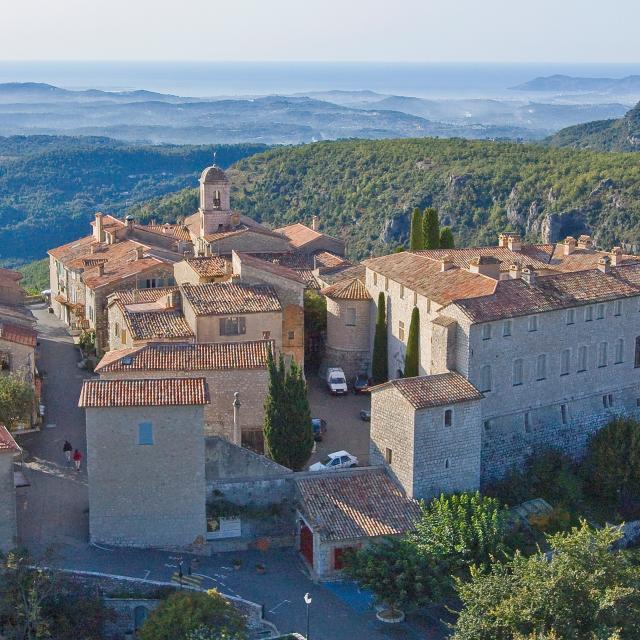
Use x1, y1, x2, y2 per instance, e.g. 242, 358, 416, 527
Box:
452, 522, 640, 640
439, 226, 455, 249
422, 207, 441, 249
409, 207, 424, 250
372, 292, 388, 384
404, 307, 420, 378
0, 374, 36, 431
263, 351, 313, 470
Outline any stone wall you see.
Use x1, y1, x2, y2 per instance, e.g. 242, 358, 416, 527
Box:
0, 453, 17, 553
86, 405, 206, 548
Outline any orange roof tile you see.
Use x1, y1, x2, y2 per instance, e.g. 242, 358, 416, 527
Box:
275, 222, 342, 249
79, 377, 210, 407
96, 340, 274, 373
296, 469, 419, 541
113, 287, 179, 305
0, 322, 37, 348
117, 301, 194, 342
235, 253, 307, 285
184, 257, 230, 278
363, 252, 496, 306
321, 278, 371, 300
375, 372, 483, 409
0, 425, 20, 453
181, 282, 281, 316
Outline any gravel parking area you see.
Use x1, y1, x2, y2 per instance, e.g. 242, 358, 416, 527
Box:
306, 375, 371, 468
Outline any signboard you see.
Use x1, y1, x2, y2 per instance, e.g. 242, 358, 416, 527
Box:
206, 516, 242, 540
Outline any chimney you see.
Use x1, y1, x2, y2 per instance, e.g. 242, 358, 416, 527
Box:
509, 263, 522, 279
507, 234, 522, 252
440, 255, 454, 272
94, 212, 104, 242
125, 215, 134, 233
577, 235, 593, 250
135, 246, 144, 260
563, 236, 577, 256
90, 244, 96, 255
230, 211, 241, 227
521, 265, 536, 285
611, 247, 623, 267
498, 233, 509, 248
311, 215, 319, 231
165, 291, 175, 309
97, 263, 105, 276
468, 255, 501, 279
598, 255, 611, 273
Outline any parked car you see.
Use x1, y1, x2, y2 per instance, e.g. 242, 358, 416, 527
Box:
359, 409, 371, 422
309, 450, 359, 472
311, 418, 327, 442
353, 373, 372, 394
326, 367, 348, 395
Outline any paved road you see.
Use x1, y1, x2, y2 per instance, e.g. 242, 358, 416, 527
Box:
14, 305, 446, 639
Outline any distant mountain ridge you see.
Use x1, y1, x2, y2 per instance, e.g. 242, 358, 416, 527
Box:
512, 74, 640, 93
547, 101, 640, 151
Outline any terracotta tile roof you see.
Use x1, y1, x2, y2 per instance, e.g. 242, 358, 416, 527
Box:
203, 223, 286, 244
549, 245, 640, 273
91, 214, 125, 233
181, 282, 281, 316
0, 425, 20, 453
294, 270, 320, 289
296, 470, 419, 541
363, 252, 496, 306
317, 264, 366, 286
275, 222, 325, 248
0, 268, 22, 282
235, 253, 307, 285
414, 245, 555, 272
48, 234, 96, 263
136, 223, 192, 242
0, 322, 37, 348
184, 257, 230, 278
79, 377, 210, 408
118, 302, 194, 341
452, 263, 640, 323
96, 340, 274, 373
376, 372, 483, 409
113, 287, 179, 305
321, 278, 371, 300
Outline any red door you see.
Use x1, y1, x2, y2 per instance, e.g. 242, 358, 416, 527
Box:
299, 522, 314, 566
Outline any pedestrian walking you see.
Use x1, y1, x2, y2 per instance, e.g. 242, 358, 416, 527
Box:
73, 449, 82, 472
63, 440, 72, 465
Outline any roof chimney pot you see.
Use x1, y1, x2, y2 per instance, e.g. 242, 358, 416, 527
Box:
598, 255, 611, 273
563, 236, 577, 256
611, 247, 623, 267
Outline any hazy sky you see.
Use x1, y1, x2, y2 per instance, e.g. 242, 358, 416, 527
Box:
1, 0, 638, 63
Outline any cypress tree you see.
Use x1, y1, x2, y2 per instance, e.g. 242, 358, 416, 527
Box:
283, 360, 314, 471
439, 227, 455, 249
404, 306, 420, 378
263, 351, 314, 470
372, 292, 388, 384
422, 208, 440, 249
409, 207, 424, 250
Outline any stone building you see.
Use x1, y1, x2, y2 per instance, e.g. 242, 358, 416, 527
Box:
0, 426, 20, 553
0, 322, 37, 386
79, 377, 209, 548
296, 468, 419, 580
95, 340, 273, 450
173, 256, 233, 285
320, 277, 372, 380
367, 236, 640, 499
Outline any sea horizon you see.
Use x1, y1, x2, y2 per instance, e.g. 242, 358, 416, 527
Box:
1, 60, 639, 99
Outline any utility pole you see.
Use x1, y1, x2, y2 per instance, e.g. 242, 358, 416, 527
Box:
233, 391, 241, 446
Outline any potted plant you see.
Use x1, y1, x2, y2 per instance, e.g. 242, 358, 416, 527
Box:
255, 563, 266, 574
232, 558, 242, 570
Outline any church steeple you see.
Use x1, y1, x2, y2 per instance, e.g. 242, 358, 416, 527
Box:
198, 164, 234, 237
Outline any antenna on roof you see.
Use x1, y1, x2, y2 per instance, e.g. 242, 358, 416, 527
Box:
212, 150, 217, 166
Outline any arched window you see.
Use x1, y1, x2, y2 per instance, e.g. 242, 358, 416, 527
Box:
213, 189, 221, 208
444, 409, 453, 427
480, 365, 492, 393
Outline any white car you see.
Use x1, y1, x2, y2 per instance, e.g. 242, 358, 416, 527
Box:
309, 450, 359, 472
326, 367, 348, 395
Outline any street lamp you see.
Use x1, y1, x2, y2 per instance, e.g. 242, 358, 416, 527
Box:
304, 593, 312, 640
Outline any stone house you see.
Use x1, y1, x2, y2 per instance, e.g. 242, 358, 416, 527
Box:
0, 322, 37, 385
275, 220, 345, 257
0, 426, 20, 553
367, 238, 640, 498
173, 256, 233, 285
95, 340, 273, 450
79, 377, 209, 548
295, 468, 419, 580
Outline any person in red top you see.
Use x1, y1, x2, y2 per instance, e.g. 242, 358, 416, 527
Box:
72, 449, 82, 472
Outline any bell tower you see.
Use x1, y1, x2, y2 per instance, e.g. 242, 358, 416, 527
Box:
198, 164, 233, 236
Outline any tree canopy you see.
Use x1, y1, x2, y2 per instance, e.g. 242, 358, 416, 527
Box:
0, 374, 36, 431
404, 306, 420, 377
372, 292, 388, 384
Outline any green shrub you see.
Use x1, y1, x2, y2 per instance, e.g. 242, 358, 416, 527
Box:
583, 417, 640, 501
138, 590, 246, 640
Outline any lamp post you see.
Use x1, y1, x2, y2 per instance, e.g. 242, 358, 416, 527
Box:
233, 391, 241, 446
304, 592, 312, 640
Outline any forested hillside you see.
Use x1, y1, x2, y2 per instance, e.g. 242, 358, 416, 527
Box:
547, 102, 640, 151
0, 136, 266, 265
129, 138, 640, 260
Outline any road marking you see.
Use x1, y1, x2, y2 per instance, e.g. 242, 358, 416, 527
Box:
45, 423, 56, 429
90, 542, 113, 551
143, 570, 150, 580
268, 599, 291, 614
164, 563, 177, 568
220, 566, 233, 571
171, 572, 203, 588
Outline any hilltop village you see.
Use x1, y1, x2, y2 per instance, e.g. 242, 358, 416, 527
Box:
2, 161, 640, 636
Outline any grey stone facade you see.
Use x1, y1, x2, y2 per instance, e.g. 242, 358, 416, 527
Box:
85, 405, 206, 548
0, 451, 17, 553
